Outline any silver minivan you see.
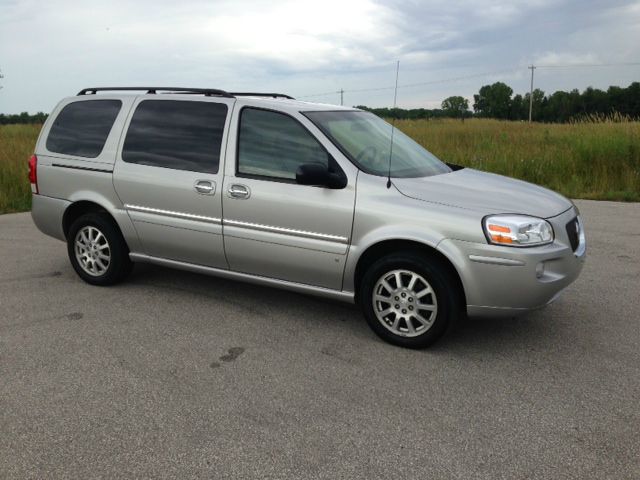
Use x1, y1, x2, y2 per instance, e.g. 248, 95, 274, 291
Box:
30, 87, 586, 348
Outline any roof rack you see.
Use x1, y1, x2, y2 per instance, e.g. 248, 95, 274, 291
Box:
77, 87, 234, 97
230, 92, 295, 99
76, 87, 295, 100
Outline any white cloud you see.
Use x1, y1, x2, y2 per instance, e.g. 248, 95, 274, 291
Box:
0, 0, 638, 112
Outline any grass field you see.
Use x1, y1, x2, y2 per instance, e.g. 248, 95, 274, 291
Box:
396, 118, 640, 202
0, 124, 40, 214
1, 119, 639, 214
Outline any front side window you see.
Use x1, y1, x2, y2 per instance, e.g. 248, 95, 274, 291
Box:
47, 100, 122, 158
122, 100, 228, 173
237, 108, 329, 180
304, 110, 451, 178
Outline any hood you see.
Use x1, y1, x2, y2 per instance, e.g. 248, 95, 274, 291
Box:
393, 168, 572, 218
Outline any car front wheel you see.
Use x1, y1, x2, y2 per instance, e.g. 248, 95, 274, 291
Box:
360, 252, 461, 348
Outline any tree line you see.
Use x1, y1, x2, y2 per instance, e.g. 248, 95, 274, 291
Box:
2, 81, 639, 124
357, 81, 640, 122
0, 112, 48, 125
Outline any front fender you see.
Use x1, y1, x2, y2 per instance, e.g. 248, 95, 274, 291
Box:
342, 225, 445, 293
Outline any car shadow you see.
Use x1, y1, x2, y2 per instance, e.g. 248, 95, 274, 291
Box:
128, 263, 366, 325
127, 263, 564, 353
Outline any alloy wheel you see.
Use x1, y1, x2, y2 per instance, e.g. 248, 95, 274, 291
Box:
372, 269, 438, 337
74, 226, 111, 276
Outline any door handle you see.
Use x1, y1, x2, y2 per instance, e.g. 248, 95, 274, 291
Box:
227, 184, 250, 199
194, 180, 216, 195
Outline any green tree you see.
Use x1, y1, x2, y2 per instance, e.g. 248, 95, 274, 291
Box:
509, 94, 527, 120
625, 82, 640, 117
581, 87, 609, 115
473, 82, 513, 119
441, 96, 469, 121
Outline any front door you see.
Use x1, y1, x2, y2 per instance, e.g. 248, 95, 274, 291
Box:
113, 96, 235, 268
222, 106, 357, 290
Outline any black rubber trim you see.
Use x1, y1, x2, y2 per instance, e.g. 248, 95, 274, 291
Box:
78, 87, 234, 98
52, 163, 113, 173
446, 162, 465, 171
77, 87, 294, 99
230, 92, 294, 99
566, 217, 579, 252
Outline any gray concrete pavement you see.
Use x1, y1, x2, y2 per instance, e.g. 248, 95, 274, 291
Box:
0, 200, 639, 479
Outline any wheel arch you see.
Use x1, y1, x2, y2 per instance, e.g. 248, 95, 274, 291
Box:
352, 238, 467, 308
62, 191, 142, 251
62, 200, 113, 239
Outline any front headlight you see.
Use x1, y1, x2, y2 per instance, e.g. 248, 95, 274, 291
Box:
483, 214, 554, 247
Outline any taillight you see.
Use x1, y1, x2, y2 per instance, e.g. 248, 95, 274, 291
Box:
28, 154, 38, 194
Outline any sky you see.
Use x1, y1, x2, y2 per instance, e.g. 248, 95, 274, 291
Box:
0, 0, 639, 113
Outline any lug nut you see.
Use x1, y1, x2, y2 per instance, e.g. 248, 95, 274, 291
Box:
409, 306, 414, 311
395, 304, 400, 309
394, 296, 399, 300
402, 309, 407, 314
401, 293, 406, 298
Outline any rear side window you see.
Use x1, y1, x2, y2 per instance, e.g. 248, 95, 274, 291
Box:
122, 100, 228, 173
237, 108, 329, 180
46, 100, 122, 158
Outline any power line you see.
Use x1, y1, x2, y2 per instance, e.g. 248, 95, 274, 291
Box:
388, 68, 520, 90
297, 62, 640, 101
298, 67, 519, 99
294, 60, 640, 120
298, 89, 343, 99
537, 62, 640, 68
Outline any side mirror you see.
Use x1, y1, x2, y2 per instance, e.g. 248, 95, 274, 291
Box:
296, 163, 347, 189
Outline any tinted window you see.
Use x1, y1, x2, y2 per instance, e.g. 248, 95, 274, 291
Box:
238, 108, 328, 180
46, 100, 122, 158
122, 100, 228, 173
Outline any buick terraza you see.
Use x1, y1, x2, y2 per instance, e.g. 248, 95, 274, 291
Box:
30, 87, 586, 348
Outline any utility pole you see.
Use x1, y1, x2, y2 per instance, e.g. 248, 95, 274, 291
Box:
0, 68, 4, 90
340, 88, 344, 106
393, 60, 400, 109
528, 65, 536, 123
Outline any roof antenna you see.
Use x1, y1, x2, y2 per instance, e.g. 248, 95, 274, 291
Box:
386, 60, 400, 189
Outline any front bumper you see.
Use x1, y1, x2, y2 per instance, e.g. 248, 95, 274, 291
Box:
438, 206, 586, 318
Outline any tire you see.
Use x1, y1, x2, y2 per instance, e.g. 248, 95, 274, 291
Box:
359, 251, 462, 348
67, 212, 133, 286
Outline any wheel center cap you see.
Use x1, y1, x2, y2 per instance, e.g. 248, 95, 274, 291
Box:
393, 289, 414, 311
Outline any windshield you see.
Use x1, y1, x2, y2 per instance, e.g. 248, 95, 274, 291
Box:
304, 111, 451, 178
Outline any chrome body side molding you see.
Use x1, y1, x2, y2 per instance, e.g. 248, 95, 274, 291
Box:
124, 204, 222, 225
124, 204, 347, 244
468, 255, 526, 266
223, 219, 349, 244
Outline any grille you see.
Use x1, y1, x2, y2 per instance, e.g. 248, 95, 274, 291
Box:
566, 217, 580, 252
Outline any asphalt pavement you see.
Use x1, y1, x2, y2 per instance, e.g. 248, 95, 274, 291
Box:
0, 199, 638, 479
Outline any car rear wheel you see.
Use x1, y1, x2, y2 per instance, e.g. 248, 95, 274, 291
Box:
360, 252, 461, 348
67, 212, 133, 286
